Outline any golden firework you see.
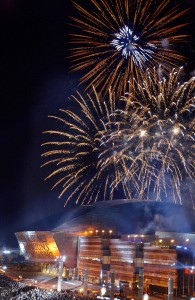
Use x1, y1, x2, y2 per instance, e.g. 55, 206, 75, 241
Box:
41, 88, 137, 206
42, 68, 194, 205
113, 67, 195, 203
69, 0, 189, 97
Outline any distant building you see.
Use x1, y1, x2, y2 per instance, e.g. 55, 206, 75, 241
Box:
15, 200, 195, 297
0, 246, 21, 264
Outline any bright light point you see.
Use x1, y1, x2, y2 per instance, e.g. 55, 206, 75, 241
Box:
101, 287, 107, 296
159, 239, 162, 243
171, 239, 174, 243
140, 130, 147, 137
3, 250, 10, 254
173, 127, 179, 135
186, 238, 189, 242
143, 294, 149, 300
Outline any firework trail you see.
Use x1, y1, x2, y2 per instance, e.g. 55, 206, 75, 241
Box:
112, 67, 195, 203
41, 88, 138, 206
42, 68, 194, 205
69, 0, 189, 97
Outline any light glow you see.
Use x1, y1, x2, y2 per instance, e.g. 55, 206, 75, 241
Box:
173, 127, 180, 135
140, 130, 147, 137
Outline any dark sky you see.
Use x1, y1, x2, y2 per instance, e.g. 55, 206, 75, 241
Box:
0, 0, 195, 248
0, 0, 80, 247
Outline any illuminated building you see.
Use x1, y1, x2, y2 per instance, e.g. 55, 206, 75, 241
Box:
15, 200, 195, 297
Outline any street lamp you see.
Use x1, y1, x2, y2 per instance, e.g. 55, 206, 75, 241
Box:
55, 256, 66, 292
143, 294, 149, 300
101, 286, 107, 297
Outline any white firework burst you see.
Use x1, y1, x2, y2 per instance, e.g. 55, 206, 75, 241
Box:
111, 25, 157, 69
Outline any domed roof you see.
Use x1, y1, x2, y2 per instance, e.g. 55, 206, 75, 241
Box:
52, 200, 195, 235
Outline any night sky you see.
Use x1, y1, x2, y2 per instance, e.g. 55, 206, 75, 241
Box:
1, 0, 195, 248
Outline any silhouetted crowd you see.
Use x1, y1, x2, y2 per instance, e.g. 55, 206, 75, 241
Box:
0, 274, 99, 300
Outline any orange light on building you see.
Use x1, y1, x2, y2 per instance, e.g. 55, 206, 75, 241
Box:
159, 239, 163, 243
184, 268, 195, 274
171, 239, 174, 243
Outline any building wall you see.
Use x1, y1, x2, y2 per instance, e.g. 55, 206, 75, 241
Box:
15, 231, 60, 261
53, 232, 78, 269
143, 246, 177, 288
77, 236, 102, 282
110, 239, 134, 282
77, 236, 179, 293
15, 230, 195, 296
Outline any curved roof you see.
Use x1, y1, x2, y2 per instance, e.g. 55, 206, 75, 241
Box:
52, 200, 195, 235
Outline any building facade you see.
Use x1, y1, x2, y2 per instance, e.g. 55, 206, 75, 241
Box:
15, 230, 195, 297
15, 201, 195, 297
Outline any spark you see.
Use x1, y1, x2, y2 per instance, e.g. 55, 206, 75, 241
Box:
112, 67, 195, 203
69, 0, 189, 97
111, 25, 157, 67
41, 69, 194, 206
41, 88, 138, 206
140, 130, 147, 137
173, 127, 180, 135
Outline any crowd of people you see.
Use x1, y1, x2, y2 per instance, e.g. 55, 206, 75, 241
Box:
0, 274, 100, 300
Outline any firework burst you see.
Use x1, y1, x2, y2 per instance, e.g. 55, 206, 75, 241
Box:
112, 67, 195, 203
42, 68, 194, 205
69, 0, 189, 97
41, 88, 138, 206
